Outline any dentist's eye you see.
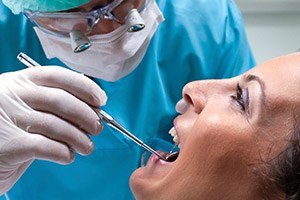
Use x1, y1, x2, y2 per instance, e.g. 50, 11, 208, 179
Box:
231, 83, 249, 112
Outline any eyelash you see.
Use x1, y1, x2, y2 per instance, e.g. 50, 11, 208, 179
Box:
231, 83, 247, 111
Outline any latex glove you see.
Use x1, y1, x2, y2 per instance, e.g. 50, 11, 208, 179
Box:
0, 66, 107, 194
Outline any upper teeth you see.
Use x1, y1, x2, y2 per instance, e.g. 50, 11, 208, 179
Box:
169, 127, 180, 145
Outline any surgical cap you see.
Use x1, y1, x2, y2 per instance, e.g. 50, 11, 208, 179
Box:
2, 0, 90, 14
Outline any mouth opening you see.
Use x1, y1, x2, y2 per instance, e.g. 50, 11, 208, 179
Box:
164, 151, 180, 162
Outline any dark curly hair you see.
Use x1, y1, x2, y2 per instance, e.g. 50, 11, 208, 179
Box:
268, 117, 300, 200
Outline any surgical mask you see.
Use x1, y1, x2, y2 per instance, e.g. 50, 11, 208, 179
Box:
34, 0, 164, 81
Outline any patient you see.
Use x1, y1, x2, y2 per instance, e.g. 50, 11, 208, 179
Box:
130, 53, 300, 200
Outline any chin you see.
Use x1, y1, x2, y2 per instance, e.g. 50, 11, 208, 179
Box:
130, 150, 181, 199
130, 123, 185, 199
129, 168, 148, 200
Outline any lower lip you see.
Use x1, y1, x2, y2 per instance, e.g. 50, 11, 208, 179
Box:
147, 152, 170, 166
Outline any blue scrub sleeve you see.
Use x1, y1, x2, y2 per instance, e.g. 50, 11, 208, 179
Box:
217, 0, 255, 78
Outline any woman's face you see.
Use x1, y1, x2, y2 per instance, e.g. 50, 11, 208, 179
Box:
130, 53, 300, 200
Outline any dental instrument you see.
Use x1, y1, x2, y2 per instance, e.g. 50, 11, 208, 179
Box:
17, 52, 167, 161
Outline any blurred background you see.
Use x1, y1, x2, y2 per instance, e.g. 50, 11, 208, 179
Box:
235, 0, 300, 64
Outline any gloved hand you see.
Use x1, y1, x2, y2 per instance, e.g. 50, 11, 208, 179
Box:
0, 66, 107, 194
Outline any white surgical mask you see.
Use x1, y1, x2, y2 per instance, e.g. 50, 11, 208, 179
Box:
34, 0, 164, 81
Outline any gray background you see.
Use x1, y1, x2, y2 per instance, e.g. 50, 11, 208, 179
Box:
235, 0, 300, 64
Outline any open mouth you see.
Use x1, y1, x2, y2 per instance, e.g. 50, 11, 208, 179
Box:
146, 150, 180, 167
157, 151, 180, 162
165, 151, 180, 162
141, 126, 181, 167
163, 126, 181, 162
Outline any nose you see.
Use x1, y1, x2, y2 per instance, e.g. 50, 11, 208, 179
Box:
182, 79, 231, 114
182, 81, 207, 114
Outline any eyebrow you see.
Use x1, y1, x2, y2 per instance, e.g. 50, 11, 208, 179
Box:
243, 74, 267, 107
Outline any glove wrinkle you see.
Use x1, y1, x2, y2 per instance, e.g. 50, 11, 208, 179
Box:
0, 66, 107, 194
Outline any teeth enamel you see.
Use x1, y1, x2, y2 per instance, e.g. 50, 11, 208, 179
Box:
169, 127, 180, 145
173, 135, 179, 144
169, 127, 176, 137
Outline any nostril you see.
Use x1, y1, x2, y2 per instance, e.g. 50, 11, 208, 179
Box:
183, 83, 206, 114
184, 91, 205, 114
184, 94, 193, 105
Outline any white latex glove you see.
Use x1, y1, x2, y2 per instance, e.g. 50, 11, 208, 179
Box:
0, 66, 107, 194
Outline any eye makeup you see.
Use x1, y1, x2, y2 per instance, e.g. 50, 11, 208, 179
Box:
231, 83, 250, 114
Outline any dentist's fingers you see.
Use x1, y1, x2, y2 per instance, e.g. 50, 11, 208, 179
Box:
20, 86, 102, 135
4, 133, 74, 165
14, 110, 94, 156
25, 66, 107, 107
28, 134, 75, 165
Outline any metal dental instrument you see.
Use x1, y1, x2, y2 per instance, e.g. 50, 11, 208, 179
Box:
17, 52, 167, 161
17, 53, 41, 68
92, 108, 167, 160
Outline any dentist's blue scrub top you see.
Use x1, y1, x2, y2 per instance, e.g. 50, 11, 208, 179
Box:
0, 0, 255, 199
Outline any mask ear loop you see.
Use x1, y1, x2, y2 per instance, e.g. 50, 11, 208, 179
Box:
4, 193, 10, 200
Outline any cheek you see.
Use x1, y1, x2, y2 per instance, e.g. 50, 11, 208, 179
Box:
176, 115, 197, 135
182, 109, 257, 174
194, 99, 255, 137
175, 108, 198, 143
194, 106, 240, 135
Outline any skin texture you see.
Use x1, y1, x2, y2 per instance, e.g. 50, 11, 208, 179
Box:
130, 53, 300, 200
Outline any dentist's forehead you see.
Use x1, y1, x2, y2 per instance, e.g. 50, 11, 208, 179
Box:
66, 0, 114, 11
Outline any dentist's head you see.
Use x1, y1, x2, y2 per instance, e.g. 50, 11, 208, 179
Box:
3, 0, 164, 81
